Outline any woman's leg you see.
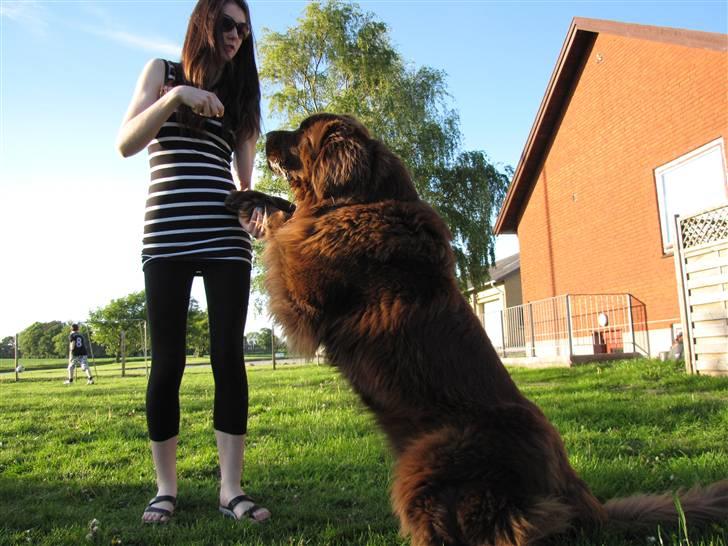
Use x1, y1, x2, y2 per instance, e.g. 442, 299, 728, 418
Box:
143, 260, 194, 522
145, 436, 178, 522
203, 260, 270, 521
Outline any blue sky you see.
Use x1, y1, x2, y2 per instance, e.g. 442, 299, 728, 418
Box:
1, 0, 726, 338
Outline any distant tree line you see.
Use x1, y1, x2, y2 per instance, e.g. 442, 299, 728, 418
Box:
3, 291, 283, 360
245, 328, 286, 354
0, 322, 104, 359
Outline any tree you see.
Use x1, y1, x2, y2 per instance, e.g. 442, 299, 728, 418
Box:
247, 328, 286, 355
245, 330, 264, 353
186, 298, 209, 357
88, 292, 146, 361
52, 326, 71, 358
0, 336, 16, 359
88, 291, 214, 360
258, 0, 510, 288
17, 321, 66, 358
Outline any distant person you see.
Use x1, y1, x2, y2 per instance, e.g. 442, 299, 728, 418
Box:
116, 0, 270, 525
65, 324, 94, 385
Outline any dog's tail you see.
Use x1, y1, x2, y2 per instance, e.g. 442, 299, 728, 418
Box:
603, 480, 728, 532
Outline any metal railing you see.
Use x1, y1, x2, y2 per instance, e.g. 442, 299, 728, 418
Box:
482, 294, 649, 360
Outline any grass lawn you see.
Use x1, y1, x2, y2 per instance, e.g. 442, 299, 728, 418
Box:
0, 358, 726, 546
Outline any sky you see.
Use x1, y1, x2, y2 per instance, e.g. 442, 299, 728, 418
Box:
1, 0, 726, 339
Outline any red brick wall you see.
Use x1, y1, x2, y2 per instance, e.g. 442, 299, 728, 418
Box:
518, 34, 728, 326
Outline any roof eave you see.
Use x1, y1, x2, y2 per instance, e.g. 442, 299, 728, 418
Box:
495, 18, 594, 235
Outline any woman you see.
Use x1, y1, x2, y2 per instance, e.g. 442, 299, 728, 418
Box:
117, 0, 270, 524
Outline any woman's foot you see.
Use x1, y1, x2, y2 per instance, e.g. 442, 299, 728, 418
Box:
219, 490, 270, 522
142, 494, 176, 524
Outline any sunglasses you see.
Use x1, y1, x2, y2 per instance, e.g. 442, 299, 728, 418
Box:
220, 14, 250, 40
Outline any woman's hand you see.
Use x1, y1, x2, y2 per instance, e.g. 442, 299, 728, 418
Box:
172, 86, 224, 118
239, 207, 267, 239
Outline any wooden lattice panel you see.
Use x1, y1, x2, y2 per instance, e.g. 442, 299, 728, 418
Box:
680, 205, 728, 249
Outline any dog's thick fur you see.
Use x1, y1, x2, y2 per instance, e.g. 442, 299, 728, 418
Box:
226, 113, 728, 545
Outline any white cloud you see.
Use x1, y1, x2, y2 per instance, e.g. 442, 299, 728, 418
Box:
72, 3, 181, 58
0, 0, 49, 35
2, 2, 180, 57
101, 28, 182, 57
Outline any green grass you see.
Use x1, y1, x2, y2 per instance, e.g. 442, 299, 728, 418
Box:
0, 358, 726, 546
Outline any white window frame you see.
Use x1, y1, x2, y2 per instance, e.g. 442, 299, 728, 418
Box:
654, 137, 728, 254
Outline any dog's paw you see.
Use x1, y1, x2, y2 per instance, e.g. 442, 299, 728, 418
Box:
225, 190, 268, 220
225, 190, 296, 221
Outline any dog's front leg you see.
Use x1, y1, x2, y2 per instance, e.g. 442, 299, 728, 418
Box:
225, 190, 295, 237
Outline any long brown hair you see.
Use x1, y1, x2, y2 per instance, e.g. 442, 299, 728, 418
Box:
179, 0, 260, 141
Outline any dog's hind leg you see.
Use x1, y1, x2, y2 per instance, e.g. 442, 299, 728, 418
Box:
395, 483, 576, 546
391, 422, 593, 546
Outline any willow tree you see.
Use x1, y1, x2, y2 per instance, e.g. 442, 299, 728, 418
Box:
257, 0, 510, 288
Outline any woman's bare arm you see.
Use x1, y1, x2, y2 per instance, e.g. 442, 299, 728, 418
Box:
233, 130, 259, 190
116, 59, 225, 157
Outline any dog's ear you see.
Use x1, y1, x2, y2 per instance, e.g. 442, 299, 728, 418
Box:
311, 119, 370, 201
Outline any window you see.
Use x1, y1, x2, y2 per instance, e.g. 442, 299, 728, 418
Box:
654, 138, 728, 253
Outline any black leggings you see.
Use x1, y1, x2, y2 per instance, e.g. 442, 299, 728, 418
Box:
144, 259, 251, 441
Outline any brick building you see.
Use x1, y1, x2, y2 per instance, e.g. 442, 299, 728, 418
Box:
494, 18, 728, 357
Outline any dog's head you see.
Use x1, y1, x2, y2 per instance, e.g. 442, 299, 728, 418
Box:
265, 113, 419, 206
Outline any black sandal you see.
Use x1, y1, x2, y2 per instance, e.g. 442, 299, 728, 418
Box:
219, 494, 270, 522
142, 495, 176, 524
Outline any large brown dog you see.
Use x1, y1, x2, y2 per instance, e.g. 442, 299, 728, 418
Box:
226, 113, 727, 545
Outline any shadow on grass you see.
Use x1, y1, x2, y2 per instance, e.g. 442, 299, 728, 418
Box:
0, 467, 401, 546
2, 474, 725, 546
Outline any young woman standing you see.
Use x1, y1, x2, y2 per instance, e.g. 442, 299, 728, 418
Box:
117, 0, 269, 524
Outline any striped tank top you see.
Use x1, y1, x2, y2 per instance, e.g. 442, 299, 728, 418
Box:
142, 60, 252, 268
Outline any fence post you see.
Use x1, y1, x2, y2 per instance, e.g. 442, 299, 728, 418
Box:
121, 330, 126, 377
85, 326, 98, 383
566, 295, 574, 360
673, 213, 694, 373
528, 304, 536, 357
626, 294, 636, 354
271, 324, 277, 371
14, 333, 19, 382
500, 310, 506, 358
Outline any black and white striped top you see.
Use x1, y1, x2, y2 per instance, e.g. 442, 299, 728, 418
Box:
142, 60, 251, 269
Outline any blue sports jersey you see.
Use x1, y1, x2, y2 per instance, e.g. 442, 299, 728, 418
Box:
69, 332, 87, 356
